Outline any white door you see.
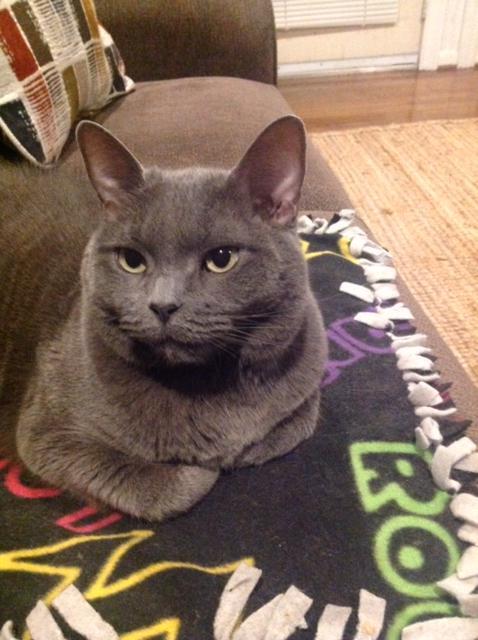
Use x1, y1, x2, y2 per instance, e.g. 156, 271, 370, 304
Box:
419, 0, 478, 70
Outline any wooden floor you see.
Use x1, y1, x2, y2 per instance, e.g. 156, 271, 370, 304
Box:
279, 68, 478, 132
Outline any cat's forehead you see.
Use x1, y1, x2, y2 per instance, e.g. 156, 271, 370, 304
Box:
134, 168, 259, 251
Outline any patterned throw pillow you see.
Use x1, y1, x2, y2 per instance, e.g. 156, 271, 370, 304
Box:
0, 0, 134, 165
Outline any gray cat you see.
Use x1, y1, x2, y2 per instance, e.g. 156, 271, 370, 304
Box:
0, 116, 327, 521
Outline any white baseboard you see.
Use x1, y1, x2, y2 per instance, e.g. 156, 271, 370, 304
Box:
278, 53, 419, 79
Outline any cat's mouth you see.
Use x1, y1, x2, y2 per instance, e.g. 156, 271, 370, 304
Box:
104, 311, 241, 367
131, 334, 215, 367
106, 311, 200, 358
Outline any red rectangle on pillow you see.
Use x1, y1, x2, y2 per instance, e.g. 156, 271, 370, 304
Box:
0, 8, 38, 81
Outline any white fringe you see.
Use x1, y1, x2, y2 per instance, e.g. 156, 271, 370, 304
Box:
340, 282, 375, 303
354, 590, 386, 640
436, 573, 478, 599
420, 417, 443, 445
354, 311, 393, 330
457, 546, 478, 580
430, 438, 476, 492
214, 563, 262, 640
451, 494, 478, 526
26, 601, 67, 640
298, 210, 478, 639
232, 595, 284, 640
455, 452, 478, 473
408, 381, 443, 406
314, 605, 352, 640
0, 622, 18, 640
458, 523, 478, 545
260, 586, 312, 639
52, 585, 119, 640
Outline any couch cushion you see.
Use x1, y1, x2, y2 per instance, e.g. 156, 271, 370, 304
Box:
63, 76, 352, 212
94, 0, 277, 85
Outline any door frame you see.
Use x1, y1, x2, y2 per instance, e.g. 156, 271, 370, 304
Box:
419, 0, 478, 70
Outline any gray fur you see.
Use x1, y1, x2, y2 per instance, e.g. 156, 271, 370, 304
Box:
0, 119, 327, 521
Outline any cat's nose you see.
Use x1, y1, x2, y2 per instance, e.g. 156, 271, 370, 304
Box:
149, 302, 182, 323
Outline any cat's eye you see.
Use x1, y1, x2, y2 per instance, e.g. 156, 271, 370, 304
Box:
117, 248, 147, 274
205, 247, 239, 273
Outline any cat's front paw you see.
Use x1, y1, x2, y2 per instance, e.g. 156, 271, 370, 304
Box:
120, 464, 220, 522
232, 441, 274, 468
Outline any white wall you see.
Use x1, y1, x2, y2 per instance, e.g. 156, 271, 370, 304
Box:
277, 0, 424, 65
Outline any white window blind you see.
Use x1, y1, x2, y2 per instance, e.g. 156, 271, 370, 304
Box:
273, 1, 399, 30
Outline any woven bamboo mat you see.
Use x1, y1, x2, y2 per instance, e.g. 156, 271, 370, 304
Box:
312, 118, 478, 387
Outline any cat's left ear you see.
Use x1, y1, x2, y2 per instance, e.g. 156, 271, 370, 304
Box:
228, 115, 306, 227
76, 120, 145, 212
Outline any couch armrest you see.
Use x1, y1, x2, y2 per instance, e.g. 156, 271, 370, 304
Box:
95, 0, 277, 84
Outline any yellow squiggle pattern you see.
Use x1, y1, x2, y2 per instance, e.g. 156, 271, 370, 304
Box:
0, 530, 253, 640
301, 238, 358, 264
121, 618, 181, 640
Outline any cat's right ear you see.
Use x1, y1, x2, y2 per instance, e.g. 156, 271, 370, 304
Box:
227, 116, 306, 227
76, 121, 145, 215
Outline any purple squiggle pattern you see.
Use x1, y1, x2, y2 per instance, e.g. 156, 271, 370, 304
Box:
321, 316, 393, 388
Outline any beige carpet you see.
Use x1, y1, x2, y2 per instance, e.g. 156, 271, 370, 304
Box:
312, 118, 478, 387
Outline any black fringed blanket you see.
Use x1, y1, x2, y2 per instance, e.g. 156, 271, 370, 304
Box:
1, 210, 476, 640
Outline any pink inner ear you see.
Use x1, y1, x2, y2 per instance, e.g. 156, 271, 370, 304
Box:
230, 116, 306, 227
99, 175, 126, 204
272, 166, 302, 197
271, 200, 297, 226
77, 121, 144, 208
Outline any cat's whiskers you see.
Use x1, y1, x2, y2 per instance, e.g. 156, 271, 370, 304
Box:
228, 311, 280, 321
203, 337, 240, 359
311, 291, 343, 304
208, 329, 286, 352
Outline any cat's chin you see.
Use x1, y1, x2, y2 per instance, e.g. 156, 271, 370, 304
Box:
130, 337, 215, 369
